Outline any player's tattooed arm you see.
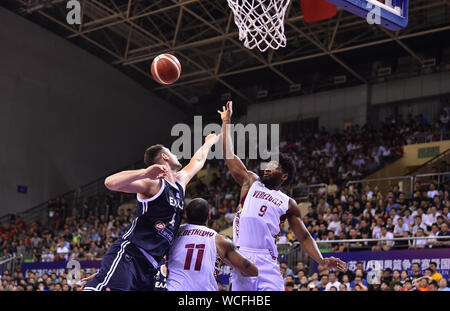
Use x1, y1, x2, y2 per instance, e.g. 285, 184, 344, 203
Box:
177, 133, 221, 189
104, 165, 168, 195
215, 234, 258, 277
286, 198, 347, 272
218, 101, 259, 189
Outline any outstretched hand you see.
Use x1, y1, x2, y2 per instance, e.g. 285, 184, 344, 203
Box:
322, 256, 347, 272
218, 101, 233, 121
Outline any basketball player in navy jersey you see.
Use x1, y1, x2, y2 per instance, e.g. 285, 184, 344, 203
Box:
82, 134, 220, 291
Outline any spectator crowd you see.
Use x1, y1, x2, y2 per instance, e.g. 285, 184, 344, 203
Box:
280, 260, 450, 291
1, 109, 450, 291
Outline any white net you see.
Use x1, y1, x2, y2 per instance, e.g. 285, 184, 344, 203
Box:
227, 0, 291, 52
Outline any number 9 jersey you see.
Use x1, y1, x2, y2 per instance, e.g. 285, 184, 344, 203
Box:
233, 180, 290, 259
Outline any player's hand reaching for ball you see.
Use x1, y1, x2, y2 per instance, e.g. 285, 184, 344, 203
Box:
322, 256, 347, 272
143, 164, 168, 180
218, 101, 233, 122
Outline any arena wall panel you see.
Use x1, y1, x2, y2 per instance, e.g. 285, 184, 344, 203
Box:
0, 8, 187, 216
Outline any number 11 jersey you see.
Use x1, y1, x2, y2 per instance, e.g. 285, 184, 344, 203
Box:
167, 224, 218, 291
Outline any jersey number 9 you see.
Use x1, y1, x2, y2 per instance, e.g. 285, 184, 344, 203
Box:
258, 205, 268, 217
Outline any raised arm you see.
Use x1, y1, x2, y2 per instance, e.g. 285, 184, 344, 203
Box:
286, 198, 347, 272
215, 234, 258, 277
104, 164, 168, 195
176, 133, 220, 189
218, 101, 258, 188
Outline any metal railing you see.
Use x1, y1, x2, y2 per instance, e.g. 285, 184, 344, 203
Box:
315, 235, 450, 245
280, 236, 450, 274
291, 183, 328, 202
406, 148, 450, 176
0, 255, 23, 275
0, 160, 144, 226
415, 172, 450, 190
347, 175, 414, 198
410, 130, 450, 144
315, 235, 450, 253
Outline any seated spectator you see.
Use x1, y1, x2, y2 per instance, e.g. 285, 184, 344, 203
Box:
427, 223, 440, 248
317, 275, 328, 291
325, 272, 341, 291
437, 223, 450, 248
293, 261, 305, 275
41, 247, 54, 262
372, 226, 395, 251
392, 282, 403, 291
427, 184, 439, 199
429, 280, 439, 291
438, 278, 450, 291
280, 262, 295, 278
414, 276, 432, 291
56, 240, 69, 260
327, 213, 341, 235
380, 281, 390, 291
284, 275, 297, 291
429, 262, 443, 283
411, 215, 428, 235
409, 228, 428, 249
402, 279, 414, 291
400, 270, 409, 285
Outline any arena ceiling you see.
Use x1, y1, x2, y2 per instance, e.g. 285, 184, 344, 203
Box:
3, 0, 450, 119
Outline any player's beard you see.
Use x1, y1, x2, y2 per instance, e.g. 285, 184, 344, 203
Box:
260, 175, 278, 189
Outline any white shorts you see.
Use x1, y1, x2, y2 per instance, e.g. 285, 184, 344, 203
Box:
231, 247, 284, 291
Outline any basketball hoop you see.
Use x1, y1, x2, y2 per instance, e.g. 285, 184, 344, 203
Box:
226, 0, 291, 52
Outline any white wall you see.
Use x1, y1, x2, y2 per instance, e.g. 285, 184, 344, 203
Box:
245, 85, 368, 130
371, 71, 450, 105
0, 8, 187, 215
244, 71, 450, 130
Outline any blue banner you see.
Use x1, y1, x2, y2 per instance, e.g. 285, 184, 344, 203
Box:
21, 260, 102, 277
314, 248, 450, 278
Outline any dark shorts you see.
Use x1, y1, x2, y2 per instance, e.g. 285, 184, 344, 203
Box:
83, 238, 158, 291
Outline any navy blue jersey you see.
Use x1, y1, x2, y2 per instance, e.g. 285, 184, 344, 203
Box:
121, 179, 184, 264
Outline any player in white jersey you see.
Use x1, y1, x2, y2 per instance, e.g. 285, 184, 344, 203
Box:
218, 102, 347, 291
167, 198, 258, 291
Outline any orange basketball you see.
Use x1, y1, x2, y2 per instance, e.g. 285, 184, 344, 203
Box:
151, 54, 182, 85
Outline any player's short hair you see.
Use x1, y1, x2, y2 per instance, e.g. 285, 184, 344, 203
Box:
144, 144, 164, 166
278, 153, 295, 185
186, 198, 209, 225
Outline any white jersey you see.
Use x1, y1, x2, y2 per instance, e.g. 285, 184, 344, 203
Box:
167, 224, 218, 291
233, 181, 290, 258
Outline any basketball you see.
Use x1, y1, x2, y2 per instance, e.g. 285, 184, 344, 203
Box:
151, 54, 182, 85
